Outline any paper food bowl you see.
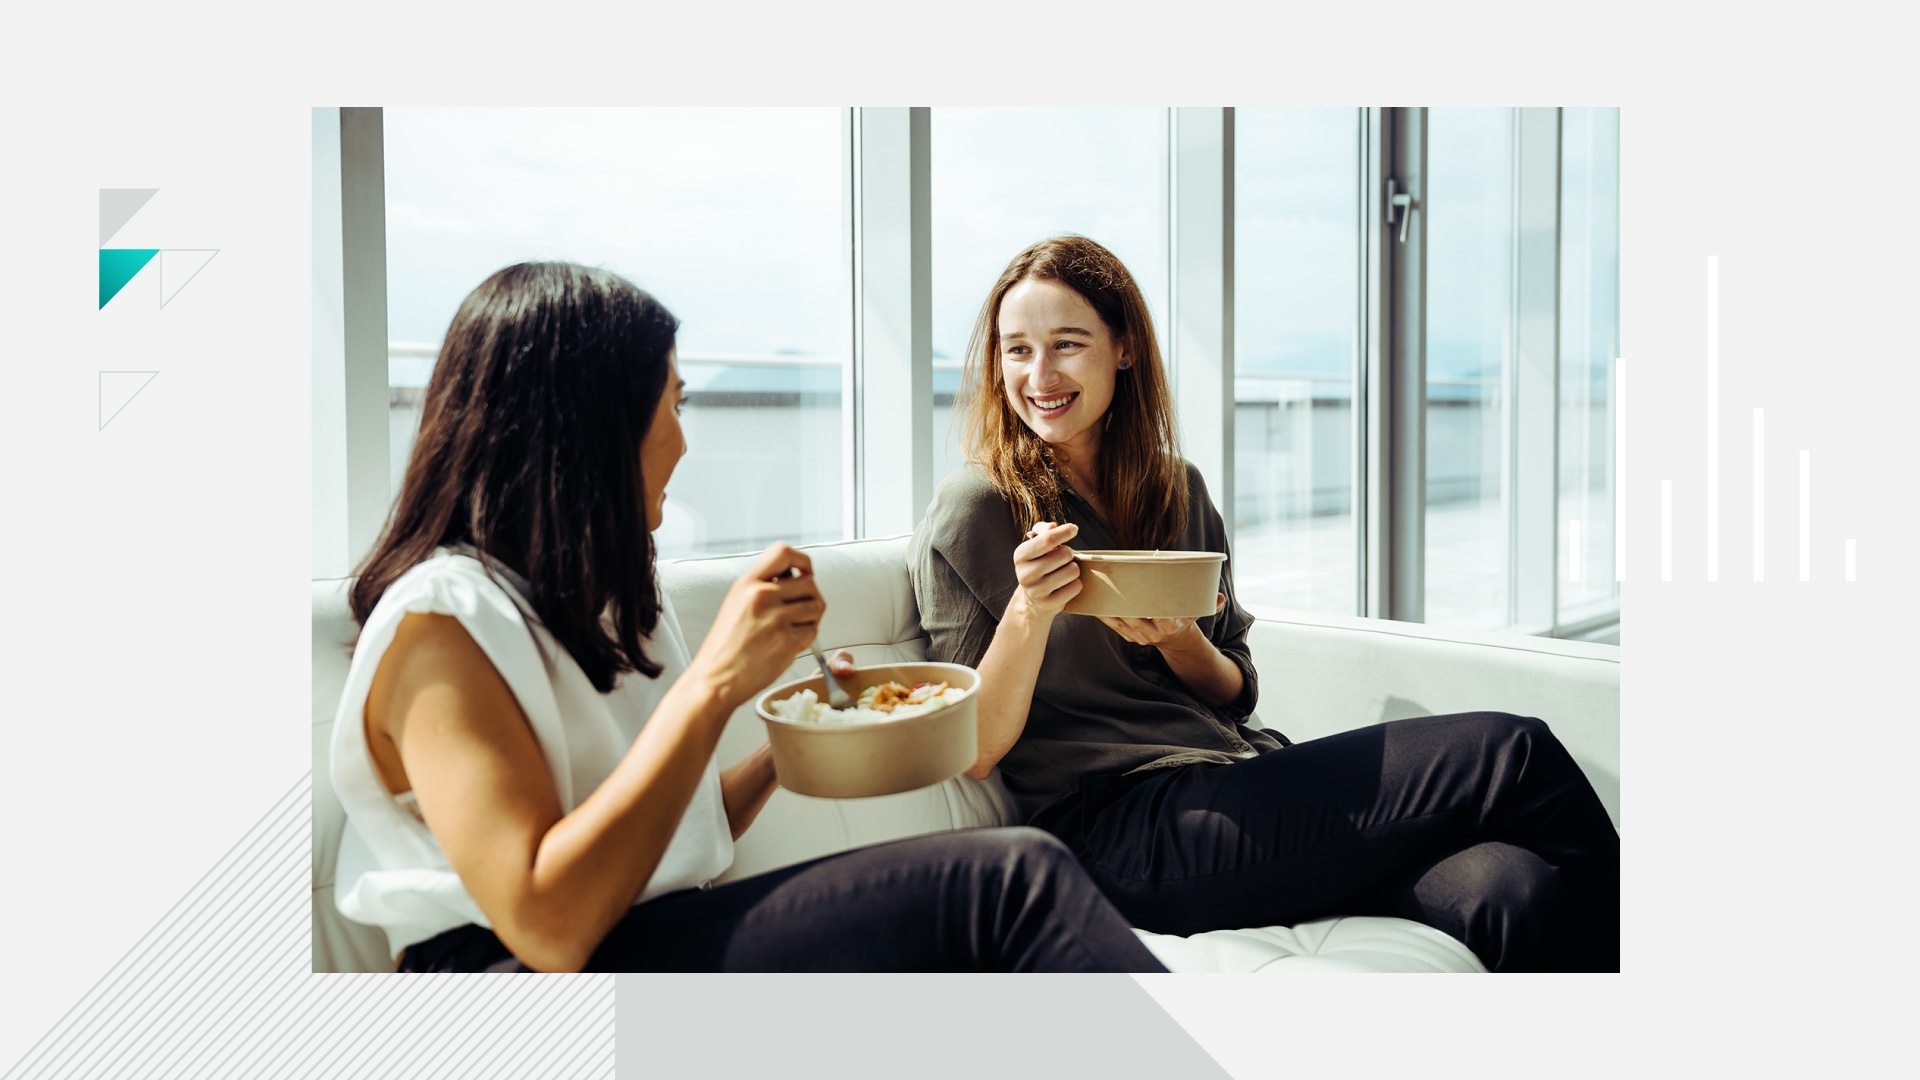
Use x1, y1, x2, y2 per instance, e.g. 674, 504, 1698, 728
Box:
754, 662, 980, 800
1062, 550, 1227, 619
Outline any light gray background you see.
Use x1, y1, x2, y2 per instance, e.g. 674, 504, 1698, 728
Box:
2, 4, 1913, 1079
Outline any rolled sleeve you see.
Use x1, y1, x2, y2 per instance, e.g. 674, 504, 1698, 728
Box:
1189, 467, 1259, 721
910, 467, 1025, 669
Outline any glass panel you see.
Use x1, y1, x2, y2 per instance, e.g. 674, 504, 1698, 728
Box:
1424, 108, 1514, 630
930, 108, 1169, 487
383, 107, 847, 559
1558, 107, 1622, 621
1232, 107, 1360, 615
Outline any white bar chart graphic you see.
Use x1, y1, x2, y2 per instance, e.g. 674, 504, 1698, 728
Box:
1752, 408, 1764, 582
1706, 256, 1720, 582
1615, 358, 1626, 582
1661, 481, 1673, 582
1799, 451, 1810, 583
1672, 256, 1859, 587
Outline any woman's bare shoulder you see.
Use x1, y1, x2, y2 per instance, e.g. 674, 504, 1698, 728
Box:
368, 608, 532, 760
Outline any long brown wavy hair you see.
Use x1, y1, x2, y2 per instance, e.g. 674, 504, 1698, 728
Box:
959, 236, 1188, 548
349, 262, 680, 692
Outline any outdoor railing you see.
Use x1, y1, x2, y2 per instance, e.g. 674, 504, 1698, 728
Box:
389, 343, 1513, 403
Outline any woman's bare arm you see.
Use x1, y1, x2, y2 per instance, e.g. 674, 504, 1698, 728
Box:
962, 522, 1082, 780
719, 742, 779, 839
372, 544, 821, 972
1096, 594, 1245, 707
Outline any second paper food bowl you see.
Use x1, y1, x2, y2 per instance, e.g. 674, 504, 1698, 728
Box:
1062, 550, 1227, 619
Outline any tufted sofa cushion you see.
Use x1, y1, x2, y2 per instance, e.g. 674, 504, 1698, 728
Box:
1134, 918, 1487, 973
311, 535, 1616, 973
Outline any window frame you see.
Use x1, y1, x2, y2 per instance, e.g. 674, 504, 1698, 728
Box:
313, 105, 1621, 641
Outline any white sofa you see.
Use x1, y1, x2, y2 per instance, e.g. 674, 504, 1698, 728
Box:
313, 536, 1620, 973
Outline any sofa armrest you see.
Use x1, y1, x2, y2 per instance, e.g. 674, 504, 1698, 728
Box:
1245, 611, 1620, 828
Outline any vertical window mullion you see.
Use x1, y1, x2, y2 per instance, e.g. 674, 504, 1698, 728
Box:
311, 106, 390, 579
1507, 108, 1522, 628
849, 107, 933, 537
1512, 106, 1562, 634
1359, 107, 1390, 619
1171, 107, 1236, 548
842, 107, 861, 541
313, 107, 347, 579
1553, 107, 1622, 632
1383, 107, 1428, 624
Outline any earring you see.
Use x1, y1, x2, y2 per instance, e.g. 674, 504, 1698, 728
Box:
1119, 359, 1132, 370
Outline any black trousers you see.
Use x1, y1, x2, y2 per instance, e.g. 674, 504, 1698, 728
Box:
1036, 712, 1621, 972
399, 826, 1167, 973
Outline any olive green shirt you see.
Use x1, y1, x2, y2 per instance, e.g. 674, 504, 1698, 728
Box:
908, 461, 1280, 823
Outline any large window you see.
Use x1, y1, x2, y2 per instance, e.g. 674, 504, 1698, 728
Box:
929, 108, 1169, 487
323, 106, 1621, 640
1558, 107, 1621, 621
1233, 108, 1360, 615
1424, 108, 1516, 630
382, 107, 847, 559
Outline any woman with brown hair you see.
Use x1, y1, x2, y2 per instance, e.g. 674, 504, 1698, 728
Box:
908, 235, 1621, 972
330, 261, 1164, 972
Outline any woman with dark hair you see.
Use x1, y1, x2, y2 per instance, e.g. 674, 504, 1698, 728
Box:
907, 236, 1621, 972
331, 262, 1165, 973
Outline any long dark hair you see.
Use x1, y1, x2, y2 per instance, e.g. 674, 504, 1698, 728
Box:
350, 262, 680, 692
959, 236, 1188, 548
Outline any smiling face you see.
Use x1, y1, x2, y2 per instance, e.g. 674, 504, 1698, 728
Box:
996, 278, 1127, 458
637, 355, 687, 532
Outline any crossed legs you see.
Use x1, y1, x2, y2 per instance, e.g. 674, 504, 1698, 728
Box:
1048, 712, 1620, 972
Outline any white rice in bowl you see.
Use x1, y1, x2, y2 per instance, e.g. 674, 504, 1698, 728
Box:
768, 681, 967, 725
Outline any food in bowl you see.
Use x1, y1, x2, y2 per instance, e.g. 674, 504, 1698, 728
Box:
754, 661, 981, 800
768, 680, 965, 724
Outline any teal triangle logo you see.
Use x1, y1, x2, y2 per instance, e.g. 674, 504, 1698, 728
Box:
100, 249, 158, 309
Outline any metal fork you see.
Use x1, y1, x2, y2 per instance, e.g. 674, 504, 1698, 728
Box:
808, 642, 855, 710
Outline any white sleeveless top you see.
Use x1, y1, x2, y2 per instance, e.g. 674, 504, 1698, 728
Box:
329, 548, 734, 959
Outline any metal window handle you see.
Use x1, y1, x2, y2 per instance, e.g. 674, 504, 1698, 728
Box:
1386, 179, 1416, 244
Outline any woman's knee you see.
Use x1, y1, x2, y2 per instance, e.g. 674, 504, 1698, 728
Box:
1422, 842, 1564, 919
934, 826, 1073, 868
928, 828, 1084, 911
995, 826, 1075, 863
1451, 710, 1555, 751
1411, 843, 1604, 971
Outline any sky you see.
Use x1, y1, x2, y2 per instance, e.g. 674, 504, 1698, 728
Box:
383, 107, 1596, 386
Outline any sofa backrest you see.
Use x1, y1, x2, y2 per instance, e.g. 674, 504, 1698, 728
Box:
1244, 611, 1620, 827
312, 535, 1620, 972
311, 577, 397, 973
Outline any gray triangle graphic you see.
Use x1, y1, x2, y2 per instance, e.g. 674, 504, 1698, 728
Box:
619, 974, 1233, 1079
159, 250, 219, 308
99, 188, 158, 246
98, 371, 158, 431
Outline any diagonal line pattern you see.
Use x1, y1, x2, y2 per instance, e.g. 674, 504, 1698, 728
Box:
2, 774, 613, 1080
